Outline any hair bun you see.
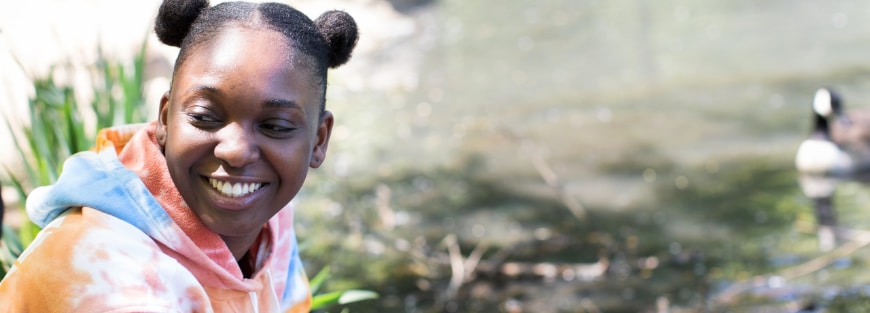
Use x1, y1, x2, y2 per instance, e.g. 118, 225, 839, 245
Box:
315, 10, 359, 68
155, 0, 210, 47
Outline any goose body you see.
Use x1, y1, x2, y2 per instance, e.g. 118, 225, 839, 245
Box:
796, 87, 870, 179
795, 137, 854, 177
794, 87, 870, 251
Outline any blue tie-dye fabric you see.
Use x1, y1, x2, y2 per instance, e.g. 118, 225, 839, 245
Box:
26, 148, 173, 240
25, 147, 309, 308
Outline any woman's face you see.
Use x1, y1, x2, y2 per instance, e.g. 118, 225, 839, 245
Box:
157, 26, 332, 241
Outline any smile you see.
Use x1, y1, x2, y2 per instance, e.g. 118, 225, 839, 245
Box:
208, 178, 263, 198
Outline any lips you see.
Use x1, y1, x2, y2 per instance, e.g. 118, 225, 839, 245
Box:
208, 178, 263, 198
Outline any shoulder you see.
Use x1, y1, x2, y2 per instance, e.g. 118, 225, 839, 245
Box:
267, 208, 311, 310
0, 207, 209, 311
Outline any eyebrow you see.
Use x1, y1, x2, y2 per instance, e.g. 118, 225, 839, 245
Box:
183, 85, 222, 98
183, 85, 302, 110
263, 98, 302, 110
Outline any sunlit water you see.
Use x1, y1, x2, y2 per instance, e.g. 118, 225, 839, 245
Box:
298, 0, 870, 311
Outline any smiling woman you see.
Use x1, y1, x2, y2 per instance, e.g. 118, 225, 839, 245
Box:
0, 0, 357, 312
158, 26, 329, 261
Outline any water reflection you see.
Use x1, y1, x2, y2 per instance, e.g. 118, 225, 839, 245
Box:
298, 0, 870, 311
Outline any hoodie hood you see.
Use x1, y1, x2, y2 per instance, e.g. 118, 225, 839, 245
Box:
27, 146, 175, 241
25, 123, 284, 291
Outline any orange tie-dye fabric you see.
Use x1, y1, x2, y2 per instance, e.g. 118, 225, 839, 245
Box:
0, 123, 311, 312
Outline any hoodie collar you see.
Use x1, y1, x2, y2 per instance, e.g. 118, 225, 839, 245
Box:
26, 122, 277, 288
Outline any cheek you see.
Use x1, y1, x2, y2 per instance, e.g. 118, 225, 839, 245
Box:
267, 143, 312, 182
164, 124, 211, 171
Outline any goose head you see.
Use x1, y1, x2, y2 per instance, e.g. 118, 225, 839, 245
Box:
813, 87, 851, 126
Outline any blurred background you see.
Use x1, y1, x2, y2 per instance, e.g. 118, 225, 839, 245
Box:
5, 0, 870, 312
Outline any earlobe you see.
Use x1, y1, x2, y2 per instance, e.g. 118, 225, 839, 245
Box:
155, 91, 170, 147
310, 111, 334, 168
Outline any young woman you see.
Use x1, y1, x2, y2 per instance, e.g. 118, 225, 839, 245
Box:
0, 0, 357, 311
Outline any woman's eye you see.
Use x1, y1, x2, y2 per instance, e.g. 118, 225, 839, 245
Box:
261, 121, 295, 135
186, 112, 221, 127
191, 114, 214, 122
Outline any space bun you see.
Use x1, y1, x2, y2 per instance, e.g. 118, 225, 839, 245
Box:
154, 0, 210, 47
314, 10, 359, 68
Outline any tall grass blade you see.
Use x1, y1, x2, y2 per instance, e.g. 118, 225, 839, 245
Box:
1, 39, 152, 267
309, 265, 331, 295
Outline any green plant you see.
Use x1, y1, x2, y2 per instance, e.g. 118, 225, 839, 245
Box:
0, 39, 378, 312
0, 38, 149, 276
309, 266, 379, 312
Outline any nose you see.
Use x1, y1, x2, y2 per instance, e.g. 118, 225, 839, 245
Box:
213, 123, 260, 168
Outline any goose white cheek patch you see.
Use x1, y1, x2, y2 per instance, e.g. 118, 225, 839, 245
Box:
814, 89, 833, 117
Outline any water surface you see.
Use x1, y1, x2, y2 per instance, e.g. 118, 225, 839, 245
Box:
297, 1, 870, 311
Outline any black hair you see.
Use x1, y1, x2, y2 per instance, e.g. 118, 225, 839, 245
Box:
154, 0, 358, 107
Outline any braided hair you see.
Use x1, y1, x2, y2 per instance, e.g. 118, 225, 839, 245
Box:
154, 0, 358, 107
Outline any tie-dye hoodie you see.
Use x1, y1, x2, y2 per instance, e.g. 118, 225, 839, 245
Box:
0, 123, 311, 312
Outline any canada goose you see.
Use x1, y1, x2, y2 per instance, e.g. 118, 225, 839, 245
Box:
794, 87, 870, 179
796, 89, 853, 177
795, 87, 870, 250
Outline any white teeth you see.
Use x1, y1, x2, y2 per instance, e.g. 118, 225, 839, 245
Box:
209, 178, 263, 198
221, 182, 233, 195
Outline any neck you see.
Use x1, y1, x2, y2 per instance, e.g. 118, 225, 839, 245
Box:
813, 113, 830, 137
221, 231, 260, 261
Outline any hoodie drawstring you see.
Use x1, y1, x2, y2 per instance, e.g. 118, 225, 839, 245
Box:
249, 291, 259, 313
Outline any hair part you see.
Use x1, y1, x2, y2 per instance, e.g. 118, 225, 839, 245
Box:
154, 0, 358, 108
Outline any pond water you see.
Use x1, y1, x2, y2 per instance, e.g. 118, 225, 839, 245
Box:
295, 0, 870, 312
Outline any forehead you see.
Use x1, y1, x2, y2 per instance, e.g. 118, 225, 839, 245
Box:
171, 26, 320, 107
179, 26, 295, 76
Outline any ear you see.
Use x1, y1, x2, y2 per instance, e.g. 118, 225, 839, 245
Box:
309, 110, 334, 168
155, 91, 171, 147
